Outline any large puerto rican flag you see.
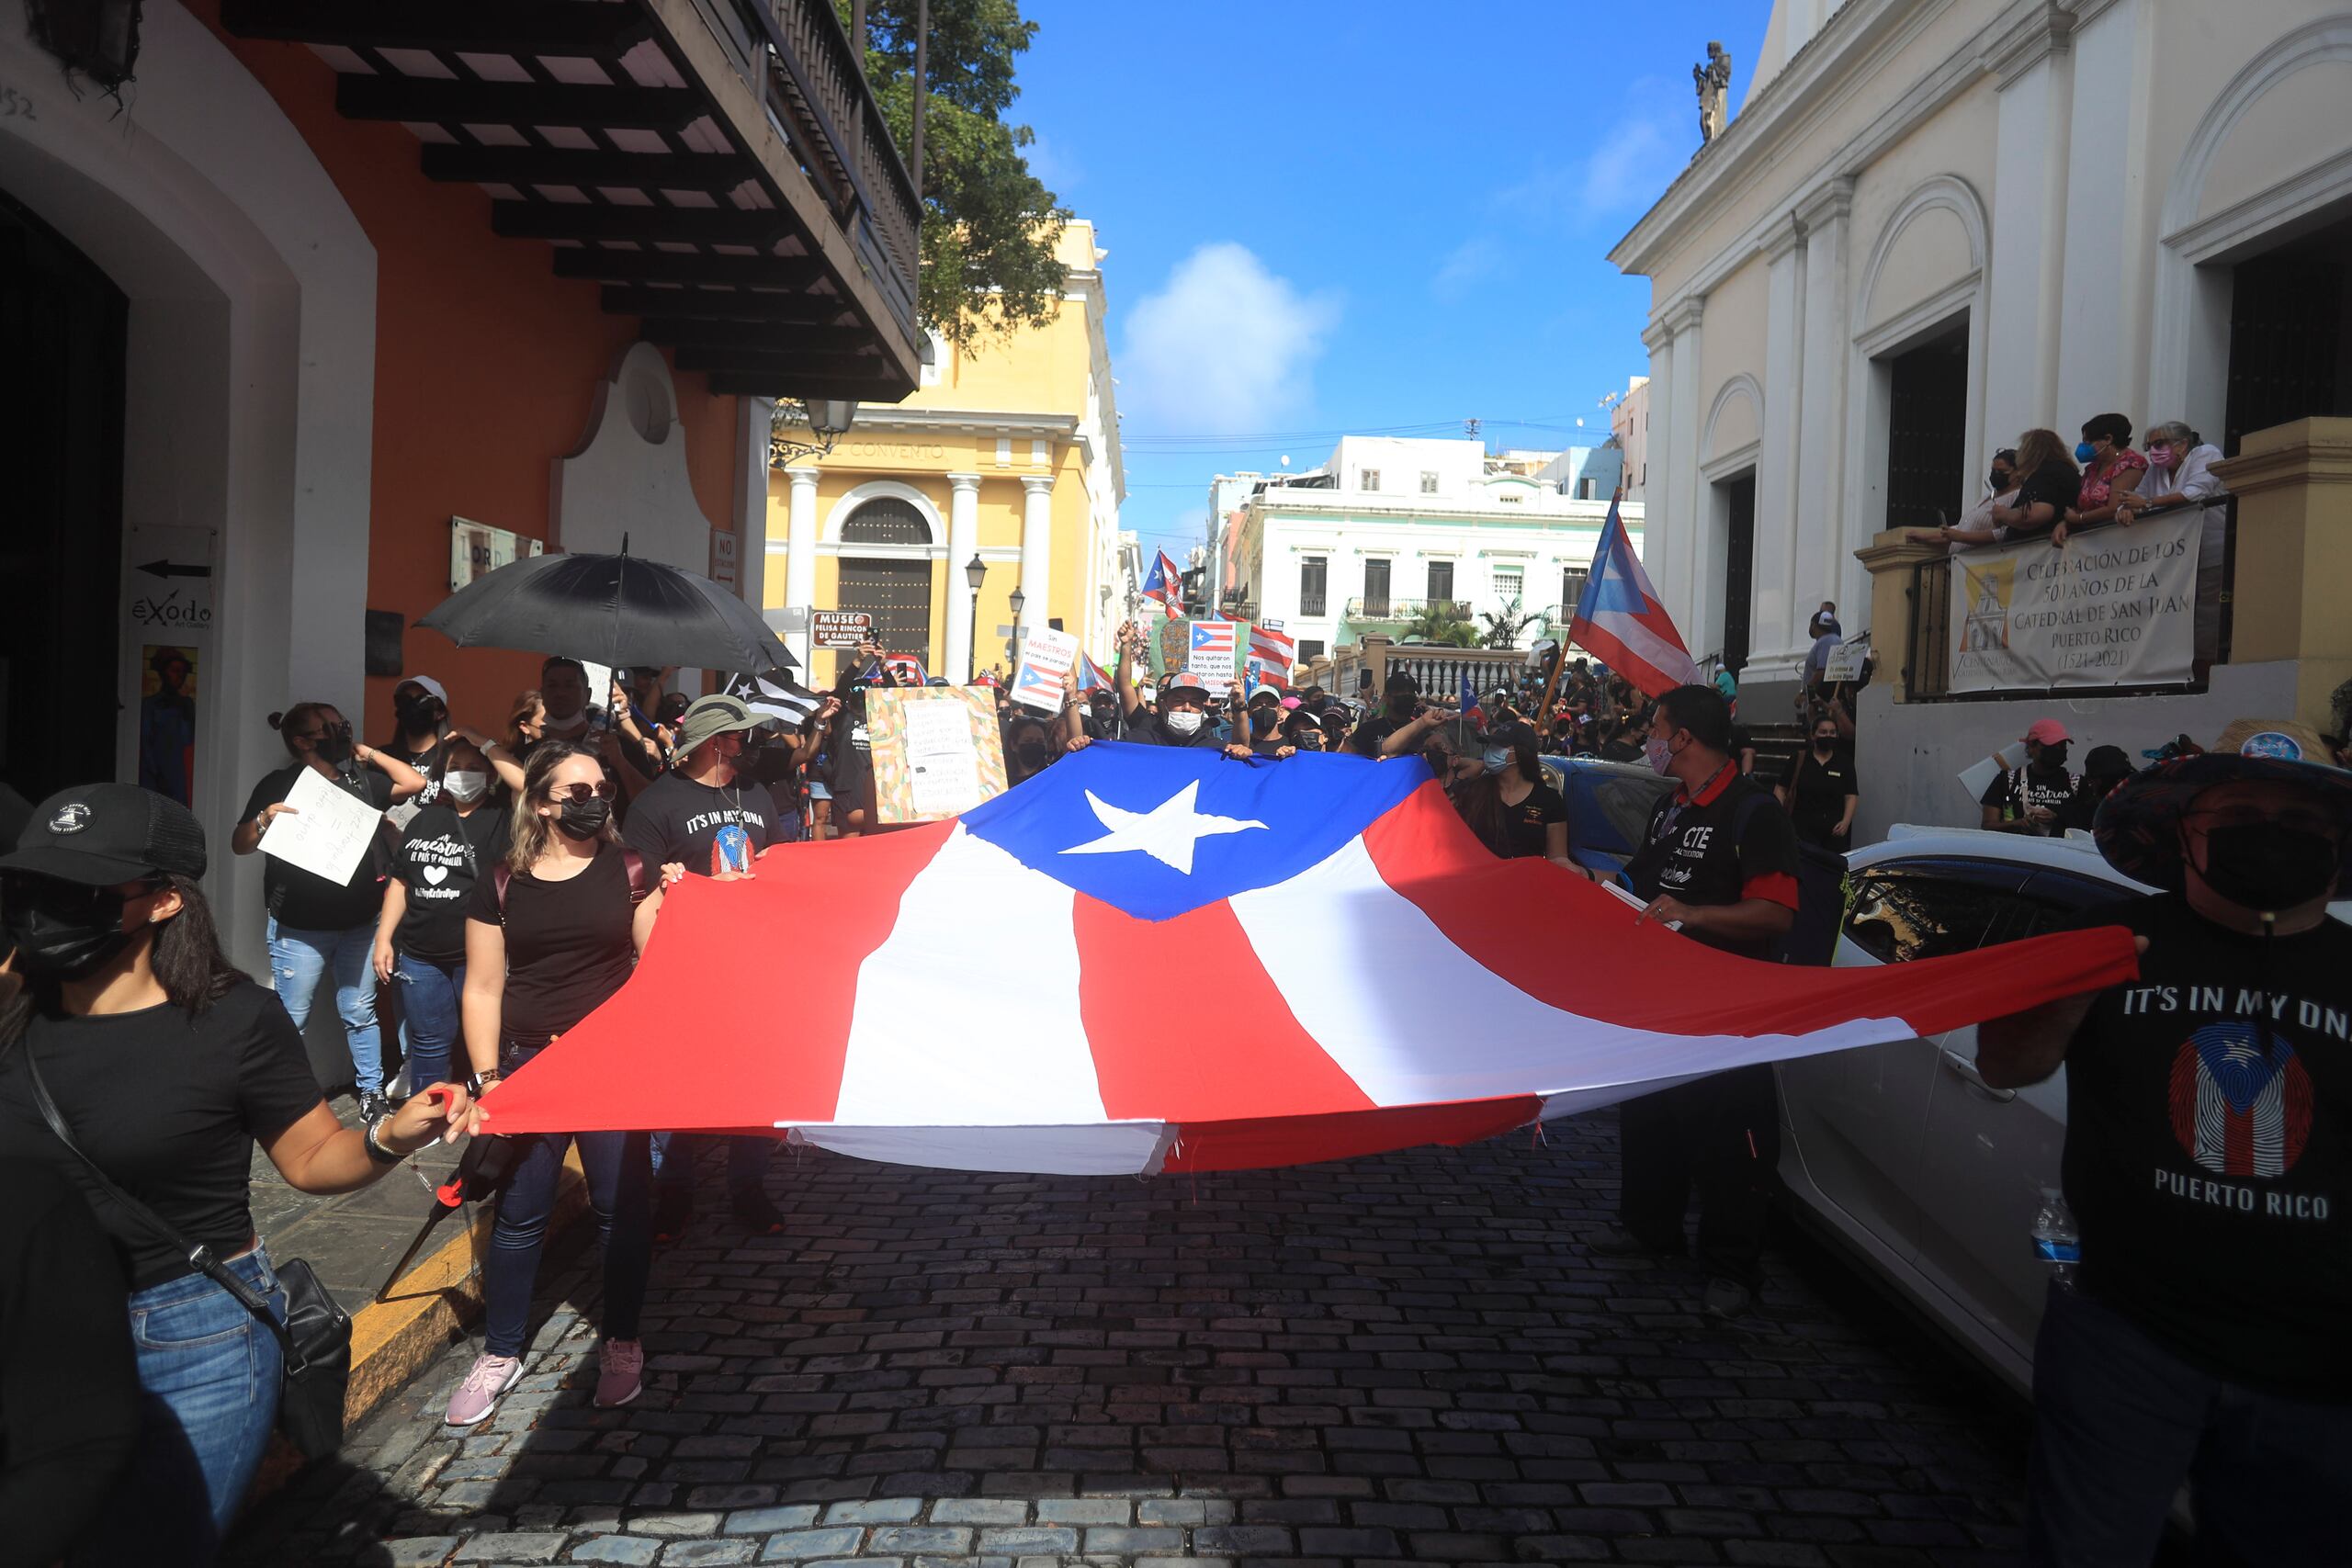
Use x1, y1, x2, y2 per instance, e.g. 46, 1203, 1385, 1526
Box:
485, 748, 2138, 1177
1569, 490, 1702, 697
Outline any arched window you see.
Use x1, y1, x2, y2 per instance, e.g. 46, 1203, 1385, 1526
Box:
840, 497, 931, 545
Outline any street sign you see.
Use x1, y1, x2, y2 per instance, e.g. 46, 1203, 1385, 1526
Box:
449, 516, 543, 592
763, 606, 810, 634
125, 525, 218, 636
811, 611, 874, 649
1259, 618, 1285, 631
709, 528, 739, 589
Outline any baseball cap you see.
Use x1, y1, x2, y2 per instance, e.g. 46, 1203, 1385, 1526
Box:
1281, 695, 1302, 710
1385, 670, 1419, 693
1248, 683, 1282, 705
674, 694, 763, 753
397, 675, 448, 705
2023, 718, 2071, 746
1163, 671, 1212, 701
1, 784, 208, 886
2082, 744, 2133, 779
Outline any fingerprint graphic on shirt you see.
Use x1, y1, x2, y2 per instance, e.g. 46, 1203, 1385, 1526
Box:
2167, 1021, 2313, 1179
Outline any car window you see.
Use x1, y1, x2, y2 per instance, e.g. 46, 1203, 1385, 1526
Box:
1843, 870, 2025, 964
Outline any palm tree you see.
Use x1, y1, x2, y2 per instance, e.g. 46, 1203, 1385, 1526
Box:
1481, 597, 1541, 650
1401, 602, 1480, 647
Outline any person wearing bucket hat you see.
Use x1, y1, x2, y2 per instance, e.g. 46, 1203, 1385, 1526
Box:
0, 784, 483, 1558
618, 694, 789, 1241
1979, 717, 2078, 835
1976, 718, 2352, 1564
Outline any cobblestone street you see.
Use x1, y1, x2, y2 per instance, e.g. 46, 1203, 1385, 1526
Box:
228, 1112, 2034, 1567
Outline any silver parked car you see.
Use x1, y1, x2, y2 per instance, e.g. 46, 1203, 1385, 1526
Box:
1777, 824, 2347, 1395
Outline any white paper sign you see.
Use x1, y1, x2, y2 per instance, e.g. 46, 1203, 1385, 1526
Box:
1822, 639, 1867, 682
1012, 626, 1080, 714
1948, 511, 2201, 692
260, 767, 386, 886
1957, 741, 2030, 807
904, 698, 985, 817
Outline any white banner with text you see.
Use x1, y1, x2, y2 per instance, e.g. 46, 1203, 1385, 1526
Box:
1947, 511, 2201, 693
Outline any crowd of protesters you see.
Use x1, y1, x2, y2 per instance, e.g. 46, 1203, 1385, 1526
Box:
5, 609, 2346, 1564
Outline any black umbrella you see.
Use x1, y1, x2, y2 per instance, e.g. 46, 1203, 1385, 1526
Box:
417, 543, 796, 672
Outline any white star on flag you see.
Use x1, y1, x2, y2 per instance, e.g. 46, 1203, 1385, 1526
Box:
1058, 781, 1268, 875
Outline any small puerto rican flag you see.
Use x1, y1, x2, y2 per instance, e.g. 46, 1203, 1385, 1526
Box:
1188, 619, 1238, 676
1247, 625, 1295, 690
1141, 549, 1182, 612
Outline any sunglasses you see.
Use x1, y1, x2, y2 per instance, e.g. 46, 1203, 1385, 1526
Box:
2184, 804, 2339, 839
0, 872, 164, 918
546, 780, 619, 803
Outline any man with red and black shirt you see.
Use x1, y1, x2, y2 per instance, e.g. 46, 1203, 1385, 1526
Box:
1588, 683, 1800, 1319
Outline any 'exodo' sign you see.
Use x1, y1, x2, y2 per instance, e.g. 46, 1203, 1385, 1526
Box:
1947, 510, 2201, 692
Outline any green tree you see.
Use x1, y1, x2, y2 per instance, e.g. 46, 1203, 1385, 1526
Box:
1480, 599, 1541, 650
1401, 604, 1480, 648
848, 0, 1069, 352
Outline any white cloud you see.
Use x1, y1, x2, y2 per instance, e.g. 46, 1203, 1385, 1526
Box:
1120, 243, 1340, 431
1431, 236, 1507, 300
1577, 82, 1690, 213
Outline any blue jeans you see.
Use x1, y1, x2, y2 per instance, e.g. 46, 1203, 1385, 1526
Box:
2028, 1281, 2352, 1566
392, 953, 464, 1094
650, 1131, 774, 1199
483, 1043, 653, 1359
72, 1248, 285, 1565
266, 918, 382, 1095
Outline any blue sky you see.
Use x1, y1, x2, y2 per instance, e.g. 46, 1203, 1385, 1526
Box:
1012, 0, 1773, 553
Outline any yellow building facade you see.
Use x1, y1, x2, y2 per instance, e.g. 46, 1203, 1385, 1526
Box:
765, 222, 1125, 684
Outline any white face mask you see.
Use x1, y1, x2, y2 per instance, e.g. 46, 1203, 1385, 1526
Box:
1167, 710, 1204, 736
442, 770, 489, 803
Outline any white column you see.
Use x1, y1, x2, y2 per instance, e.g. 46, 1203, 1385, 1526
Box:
1792, 178, 1852, 623
1663, 299, 1705, 647
785, 465, 821, 672
1637, 317, 1680, 627
944, 472, 982, 682
732, 399, 773, 680
1983, 12, 2075, 451
1754, 213, 1806, 676
2054, 0, 2148, 428
1019, 473, 1056, 636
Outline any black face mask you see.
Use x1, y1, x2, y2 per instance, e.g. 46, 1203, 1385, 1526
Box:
1813, 736, 1838, 754
1014, 740, 1050, 768
556, 796, 612, 840
2, 881, 137, 980
313, 723, 356, 765
1990, 468, 2011, 490
2195, 822, 2339, 913
2039, 743, 2070, 772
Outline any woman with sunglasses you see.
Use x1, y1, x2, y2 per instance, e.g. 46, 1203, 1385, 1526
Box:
447, 741, 678, 1427
232, 701, 428, 1122
0, 784, 482, 1562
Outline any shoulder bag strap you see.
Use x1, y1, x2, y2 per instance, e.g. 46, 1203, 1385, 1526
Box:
492, 862, 513, 919
20, 1046, 292, 1349
623, 848, 651, 904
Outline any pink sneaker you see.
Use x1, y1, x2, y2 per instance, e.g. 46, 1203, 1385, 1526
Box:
445, 1352, 522, 1427
594, 1337, 645, 1408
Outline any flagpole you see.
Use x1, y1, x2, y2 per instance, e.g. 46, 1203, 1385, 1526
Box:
1538, 491, 1609, 741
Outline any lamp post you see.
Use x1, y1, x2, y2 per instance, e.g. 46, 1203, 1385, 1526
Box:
964, 553, 986, 682
1007, 583, 1026, 672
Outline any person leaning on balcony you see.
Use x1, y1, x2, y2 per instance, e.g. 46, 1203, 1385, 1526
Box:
2050, 412, 2147, 546
2120, 419, 2230, 674
1990, 429, 2080, 543
1909, 448, 2020, 551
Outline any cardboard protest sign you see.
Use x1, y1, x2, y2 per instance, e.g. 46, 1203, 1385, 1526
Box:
1012, 626, 1080, 713
867, 687, 1006, 824
260, 767, 387, 886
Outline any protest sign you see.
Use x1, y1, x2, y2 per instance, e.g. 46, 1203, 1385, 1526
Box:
1948, 512, 2200, 691
260, 766, 387, 886
1153, 616, 1190, 678
867, 687, 1005, 823
1822, 638, 1868, 683
1957, 741, 2029, 809
1012, 626, 1080, 713
1187, 620, 1239, 678
811, 612, 873, 649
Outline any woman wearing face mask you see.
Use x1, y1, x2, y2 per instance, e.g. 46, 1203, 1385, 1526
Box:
2051, 412, 2146, 546
2120, 420, 2229, 673
232, 702, 428, 1121
0, 784, 481, 1562
1003, 713, 1061, 785
383, 676, 453, 781
373, 739, 512, 1096
1448, 721, 1573, 867
1990, 428, 2080, 542
448, 741, 667, 1427
1909, 448, 2021, 551
1775, 710, 1860, 852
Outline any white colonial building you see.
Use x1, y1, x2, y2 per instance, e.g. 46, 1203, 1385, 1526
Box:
1611, 0, 2352, 740
1222, 436, 1645, 667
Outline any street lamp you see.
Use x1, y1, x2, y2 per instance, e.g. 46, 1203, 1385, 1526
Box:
1006, 583, 1026, 671
769, 398, 860, 467
964, 553, 986, 681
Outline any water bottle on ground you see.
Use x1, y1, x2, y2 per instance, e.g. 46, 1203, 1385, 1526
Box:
2031, 1188, 2081, 1290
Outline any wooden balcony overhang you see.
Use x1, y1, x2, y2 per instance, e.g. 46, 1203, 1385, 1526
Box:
222, 0, 922, 402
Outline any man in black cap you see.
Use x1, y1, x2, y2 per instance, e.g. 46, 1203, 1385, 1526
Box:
2054, 743, 2134, 834
1978, 717, 2351, 1566
1111, 623, 1238, 752
1346, 670, 1425, 758
1588, 684, 1800, 1320
621, 694, 789, 1238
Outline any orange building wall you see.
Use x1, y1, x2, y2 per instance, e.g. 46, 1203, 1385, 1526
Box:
189, 1, 743, 743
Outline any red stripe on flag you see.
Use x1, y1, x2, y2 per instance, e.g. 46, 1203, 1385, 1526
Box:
1162, 1097, 1542, 1173
484, 825, 955, 1134
1358, 789, 2141, 1042
1073, 892, 1376, 1123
